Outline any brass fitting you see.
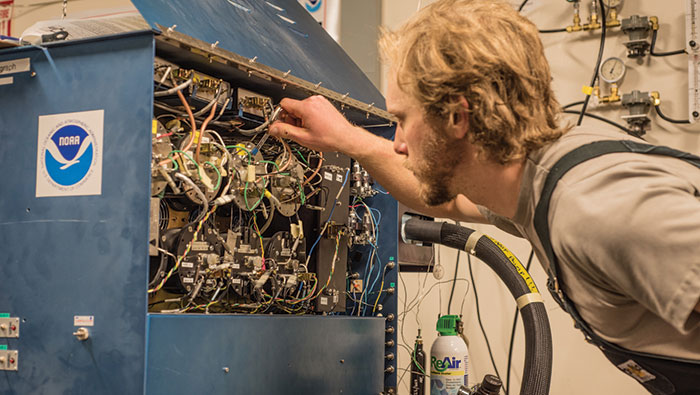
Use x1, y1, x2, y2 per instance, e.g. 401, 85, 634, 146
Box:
606, 7, 621, 28
567, 13, 583, 33
597, 84, 621, 103
650, 91, 661, 107
649, 16, 659, 31
584, 12, 601, 31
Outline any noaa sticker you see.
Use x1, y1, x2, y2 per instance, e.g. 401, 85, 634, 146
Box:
36, 110, 104, 197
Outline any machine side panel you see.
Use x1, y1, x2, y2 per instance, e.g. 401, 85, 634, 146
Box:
146, 315, 384, 394
0, 34, 154, 395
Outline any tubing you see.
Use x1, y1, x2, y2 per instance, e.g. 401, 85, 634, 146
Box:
403, 218, 552, 395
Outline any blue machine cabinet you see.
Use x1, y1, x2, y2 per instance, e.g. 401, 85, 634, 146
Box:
0, 1, 398, 394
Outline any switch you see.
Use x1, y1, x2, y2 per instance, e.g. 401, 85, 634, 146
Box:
73, 327, 90, 341
0, 317, 19, 338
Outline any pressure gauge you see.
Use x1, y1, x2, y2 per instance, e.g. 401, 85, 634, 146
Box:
599, 57, 626, 84
603, 0, 622, 8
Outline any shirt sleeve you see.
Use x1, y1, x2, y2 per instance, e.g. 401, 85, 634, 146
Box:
551, 159, 700, 334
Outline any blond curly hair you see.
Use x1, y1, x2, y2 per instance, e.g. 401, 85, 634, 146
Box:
380, 0, 566, 164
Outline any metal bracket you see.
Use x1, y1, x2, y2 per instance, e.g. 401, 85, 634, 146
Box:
0, 317, 19, 338
0, 349, 18, 371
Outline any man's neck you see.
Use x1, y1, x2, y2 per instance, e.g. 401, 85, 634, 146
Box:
458, 157, 525, 220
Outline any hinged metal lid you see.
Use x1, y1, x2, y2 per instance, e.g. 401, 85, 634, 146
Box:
130, 0, 386, 109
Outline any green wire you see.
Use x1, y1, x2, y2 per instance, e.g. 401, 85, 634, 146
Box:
165, 153, 180, 171
293, 148, 310, 166
259, 160, 280, 172
226, 145, 252, 164
203, 161, 222, 190
299, 183, 306, 205
169, 150, 202, 179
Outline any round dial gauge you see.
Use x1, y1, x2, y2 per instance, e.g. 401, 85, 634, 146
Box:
599, 57, 626, 84
603, 0, 622, 8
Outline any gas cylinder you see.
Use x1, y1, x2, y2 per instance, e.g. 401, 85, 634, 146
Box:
430, 315, 468, 395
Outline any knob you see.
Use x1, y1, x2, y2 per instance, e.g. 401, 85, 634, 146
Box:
73, 327, 89, 341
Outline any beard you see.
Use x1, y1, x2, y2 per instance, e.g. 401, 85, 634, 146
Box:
404, 131, 462, 207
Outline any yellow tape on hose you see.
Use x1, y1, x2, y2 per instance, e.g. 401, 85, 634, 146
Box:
485, 236, 539, 294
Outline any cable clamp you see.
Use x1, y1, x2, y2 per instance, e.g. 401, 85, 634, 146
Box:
516, 292, 544, 310
464, 231, 483, 255
581, 85, 594, 96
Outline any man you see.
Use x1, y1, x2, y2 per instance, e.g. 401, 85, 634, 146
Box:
269, 0, 700, 392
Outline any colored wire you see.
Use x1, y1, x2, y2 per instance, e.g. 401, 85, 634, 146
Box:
148, 205, 217, 293
305, 168, 351, 267
203, 161, 222, 190
157, 89, 197, 168
302, 152, 324, 187
195, 98, 219, 164
577, 0, 607, 126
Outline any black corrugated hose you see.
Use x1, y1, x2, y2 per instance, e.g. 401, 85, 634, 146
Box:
403, 219, 552, 395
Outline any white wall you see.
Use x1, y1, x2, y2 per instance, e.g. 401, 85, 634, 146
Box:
383, 1, 698, 395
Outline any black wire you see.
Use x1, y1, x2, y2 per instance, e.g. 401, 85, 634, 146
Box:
650, 29, 687, 57
447, 251, 460, 314
504, 250, 534, 395
539, 28, 567, 34
467, 254, 503, 386
562, 101, 585, 110
577, 0, 607, 126
518, 0, 529, 12
563, 110, 634, 135
654, 105, 691, 124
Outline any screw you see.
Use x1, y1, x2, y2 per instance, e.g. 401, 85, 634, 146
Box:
339, 359, 344, 364
31, 71, 36, 77
690, 40, 697, 48
693, 111, 699, 118
223, 367, 229, 373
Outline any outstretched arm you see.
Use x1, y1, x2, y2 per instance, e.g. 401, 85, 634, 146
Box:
269, 95, 486, 223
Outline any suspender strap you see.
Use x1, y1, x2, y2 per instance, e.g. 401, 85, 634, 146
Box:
532, 139, 700, 364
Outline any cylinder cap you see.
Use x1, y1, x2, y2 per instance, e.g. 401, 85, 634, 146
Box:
436, 314, 460, 336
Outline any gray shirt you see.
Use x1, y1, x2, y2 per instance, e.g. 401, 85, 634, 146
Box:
478, 127, 700, 359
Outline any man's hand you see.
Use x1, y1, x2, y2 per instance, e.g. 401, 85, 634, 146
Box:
269, 96, 361, 155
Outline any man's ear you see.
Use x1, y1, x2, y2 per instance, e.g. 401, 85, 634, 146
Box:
449, 97, 470, 140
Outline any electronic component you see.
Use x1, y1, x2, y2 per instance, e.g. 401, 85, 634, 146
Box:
621, 15, 652, 58
148, 58, 360, 315
621, 90, 654, 136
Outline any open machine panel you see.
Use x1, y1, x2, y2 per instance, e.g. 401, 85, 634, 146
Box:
0, 1, 400, 393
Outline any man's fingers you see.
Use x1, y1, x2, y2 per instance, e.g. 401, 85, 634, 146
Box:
278, 97, 307, 119
269, 121, 309, 145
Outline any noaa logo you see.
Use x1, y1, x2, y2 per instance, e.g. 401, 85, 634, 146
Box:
36, 110, 103, 197
304, 0, 322, 12
44, 124, 94, 186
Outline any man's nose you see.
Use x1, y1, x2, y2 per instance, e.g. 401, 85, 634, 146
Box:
393, 126, 408, 155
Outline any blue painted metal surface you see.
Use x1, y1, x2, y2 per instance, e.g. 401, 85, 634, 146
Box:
146, 314, 384, 394
0, 7, 396, 392
346, 125, 399, 390
130, 0, 386, 109
0, 33, 154, 394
